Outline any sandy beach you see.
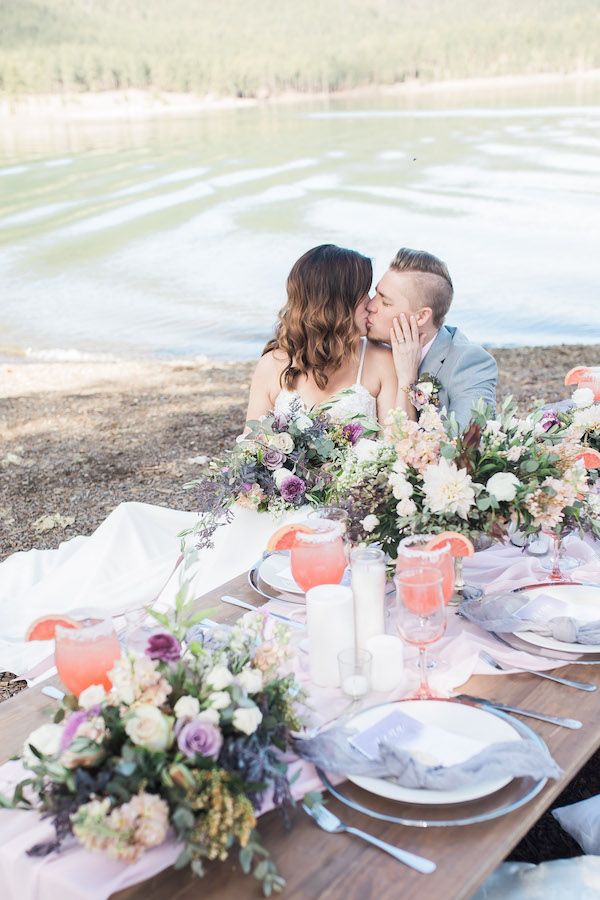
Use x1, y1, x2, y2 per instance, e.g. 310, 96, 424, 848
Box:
1, 343, 598, 561
2, 71, 599, 123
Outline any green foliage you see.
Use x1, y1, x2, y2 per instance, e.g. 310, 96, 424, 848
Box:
1, 0, 599, 97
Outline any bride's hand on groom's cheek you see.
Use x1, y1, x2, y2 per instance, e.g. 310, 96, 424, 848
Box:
390, 313, 421, 386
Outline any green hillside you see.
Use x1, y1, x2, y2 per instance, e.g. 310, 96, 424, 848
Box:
1, 0, 599, 97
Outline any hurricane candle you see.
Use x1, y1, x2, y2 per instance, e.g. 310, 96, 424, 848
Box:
305, 585, 354, 687
351, 547, 386, 649
365, 634, 405, 693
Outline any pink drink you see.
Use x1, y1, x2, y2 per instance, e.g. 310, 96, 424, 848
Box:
577, 371, 600, 400
55, 611, 121, 697
290, 520, 346, 592
396, 534, 455, 604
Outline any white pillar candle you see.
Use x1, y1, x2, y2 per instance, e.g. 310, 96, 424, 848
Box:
365, 634, 405, 693
351, 547, 386, 649
306, 585, 354, 687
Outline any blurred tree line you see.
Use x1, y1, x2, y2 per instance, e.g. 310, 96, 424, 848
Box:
1, 0, 598, 96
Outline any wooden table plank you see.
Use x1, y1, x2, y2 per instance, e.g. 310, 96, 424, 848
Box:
2, 572, 599, 900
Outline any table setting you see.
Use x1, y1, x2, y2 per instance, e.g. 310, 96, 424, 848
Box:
1, 374, 600, 899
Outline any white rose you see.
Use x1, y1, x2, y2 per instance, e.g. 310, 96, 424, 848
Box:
273, 467, 292, 488
392, 459, 407, 475
294, 413, 313, 432
361, 514, 379, 533
486, 472, 521, 503
207, 691, 231, 710
78, 684, 106, 709
271, 433, 294, 453
237, 667, 264, 694
353, 438, 380, 464
389, 472, 413, 500
173, 695, 200, 719
419, 381, 434, 396
23, 723, 63, 767
125, 705, 173, 751
572, 387, 595, 408
206, 665, 234, 691
197, 707, 220, 725
232, 705, 263, 735
396, 497, 417, 518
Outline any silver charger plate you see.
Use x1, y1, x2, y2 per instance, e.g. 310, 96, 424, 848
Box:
317, 700, 549, 827
248, 555, 307, 606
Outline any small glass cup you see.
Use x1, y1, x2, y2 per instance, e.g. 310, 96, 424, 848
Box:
394, 567, 446, 700
290, 519, 346, 592
55, 608, 121, 697
337, 647, 372, 699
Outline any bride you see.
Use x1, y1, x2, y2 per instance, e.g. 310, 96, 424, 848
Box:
0, 244, 401, 676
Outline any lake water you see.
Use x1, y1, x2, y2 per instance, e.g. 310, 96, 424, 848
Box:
1, 81, 599, 362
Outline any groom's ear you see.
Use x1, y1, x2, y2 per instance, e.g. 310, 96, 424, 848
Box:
417, 306, 433, 327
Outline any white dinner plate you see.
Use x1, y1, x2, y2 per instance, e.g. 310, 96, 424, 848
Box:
258, 553, 304, 595
347, 699, 521, 806
515, 583, 600, 654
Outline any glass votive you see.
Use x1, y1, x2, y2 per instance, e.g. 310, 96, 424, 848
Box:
365, 634, 405, 692
337, 647, 372, 699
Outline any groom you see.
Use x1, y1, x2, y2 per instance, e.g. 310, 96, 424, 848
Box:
366, 247, 497, 430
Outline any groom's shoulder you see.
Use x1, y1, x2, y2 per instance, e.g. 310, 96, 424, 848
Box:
443, 326, 497, 371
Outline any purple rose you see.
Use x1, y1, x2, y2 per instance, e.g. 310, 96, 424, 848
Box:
60, 706, 101, 752
177, 719, 223, 759
263, 448, 285, 470
342, 423, 365, 445
540, 410, 560, 432
146, 631, 181, 662
279, 474, 306, 503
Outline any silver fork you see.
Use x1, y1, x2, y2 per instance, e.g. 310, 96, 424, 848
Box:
479, 650, 597, 692
302, 803, 436, 874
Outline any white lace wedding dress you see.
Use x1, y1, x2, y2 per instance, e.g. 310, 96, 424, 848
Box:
0, 340, 376, 675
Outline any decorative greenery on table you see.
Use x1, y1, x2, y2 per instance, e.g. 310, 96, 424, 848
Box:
1, 575, 305, 896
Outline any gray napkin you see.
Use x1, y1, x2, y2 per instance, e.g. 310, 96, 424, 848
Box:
460, 593, 600, 644
293, 727, 560, 790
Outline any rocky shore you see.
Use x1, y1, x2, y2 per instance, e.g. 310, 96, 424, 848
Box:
1, 343, 598, 561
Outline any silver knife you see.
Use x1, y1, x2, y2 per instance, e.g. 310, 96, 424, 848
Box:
221, 595, 305, 629
457, 693, 582, 730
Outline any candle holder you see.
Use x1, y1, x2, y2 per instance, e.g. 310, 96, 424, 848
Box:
351, 546, 386, 649
539, 530, 580, 582
338, 647, 372, 699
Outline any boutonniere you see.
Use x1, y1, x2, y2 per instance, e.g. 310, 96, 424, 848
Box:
409, 373, 442, 411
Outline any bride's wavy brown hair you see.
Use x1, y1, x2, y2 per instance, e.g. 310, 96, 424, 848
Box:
263, 244, 372, 390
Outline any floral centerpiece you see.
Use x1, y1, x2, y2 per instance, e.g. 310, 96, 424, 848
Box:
187, 402, 377, 549
328, 398, 600, 555
1, 583, 304, 895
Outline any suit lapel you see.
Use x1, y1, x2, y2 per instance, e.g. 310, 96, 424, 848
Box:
419, 326, 454, 379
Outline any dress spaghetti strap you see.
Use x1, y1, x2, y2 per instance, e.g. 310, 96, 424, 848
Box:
356, 337, 367, 385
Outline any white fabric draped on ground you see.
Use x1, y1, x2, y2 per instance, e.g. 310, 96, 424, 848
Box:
0, 501, 302, 675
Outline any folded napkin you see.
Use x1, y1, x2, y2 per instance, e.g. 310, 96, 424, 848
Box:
460, 593, 600, 645
293, 727, 560, 790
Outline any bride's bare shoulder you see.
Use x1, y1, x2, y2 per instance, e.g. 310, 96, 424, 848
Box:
250, 350, 289, 394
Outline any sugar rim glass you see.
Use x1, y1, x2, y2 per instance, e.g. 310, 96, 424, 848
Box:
54, 607, 116, 642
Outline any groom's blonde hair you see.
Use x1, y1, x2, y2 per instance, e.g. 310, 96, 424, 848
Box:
390, 248, 453, 327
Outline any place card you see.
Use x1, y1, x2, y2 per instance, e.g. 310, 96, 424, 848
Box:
515, 593, 571, 624
349, 710, 486, 767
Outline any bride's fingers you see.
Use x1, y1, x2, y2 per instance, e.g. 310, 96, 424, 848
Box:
391, 318, 403, 344
399, 313, 413, 343
409, 314, 420, 342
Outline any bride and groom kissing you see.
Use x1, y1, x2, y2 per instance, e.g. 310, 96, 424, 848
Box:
247, 244, 497, 433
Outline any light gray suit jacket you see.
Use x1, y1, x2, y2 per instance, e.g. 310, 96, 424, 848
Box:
419, 326, 497, 431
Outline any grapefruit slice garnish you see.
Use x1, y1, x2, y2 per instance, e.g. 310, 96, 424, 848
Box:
26, 614, 81, 641
266, 523, 315, 551
426, 531, 475, 558
564, 366, 592, 386
575, 448, 600, 469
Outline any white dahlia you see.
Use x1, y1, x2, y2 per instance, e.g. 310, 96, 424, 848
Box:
422, 458, 476, 519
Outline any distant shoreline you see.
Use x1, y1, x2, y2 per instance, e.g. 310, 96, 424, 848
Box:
2, 69, 600, 123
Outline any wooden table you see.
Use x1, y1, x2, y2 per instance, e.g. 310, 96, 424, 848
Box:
2, 572, 600, 900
